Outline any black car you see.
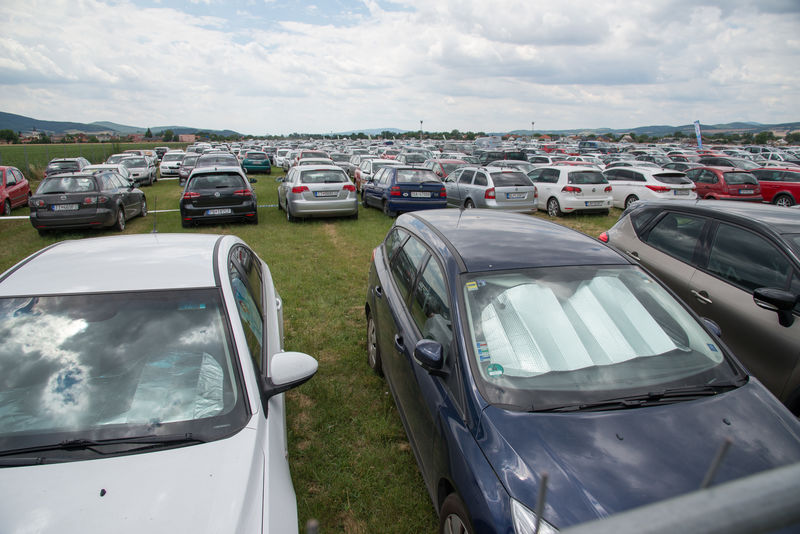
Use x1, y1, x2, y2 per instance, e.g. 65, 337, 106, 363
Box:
29, 171, 146, 235
180, 167, 258, 227
195, 153, 241, 169
43, 157, 91, 179
177, 153, 201, 186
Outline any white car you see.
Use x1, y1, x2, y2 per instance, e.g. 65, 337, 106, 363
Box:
83, 163, 134, 184
0, 234, 317, 534
159, 151, 186, 178
603, 166, 697, 209
527, 165, 613, 216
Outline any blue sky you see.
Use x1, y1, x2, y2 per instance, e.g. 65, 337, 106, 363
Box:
1, 0, 798, 135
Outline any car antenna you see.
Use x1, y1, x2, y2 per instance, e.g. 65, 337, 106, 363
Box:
151, 196, 158, 233
700, 438, 732, 489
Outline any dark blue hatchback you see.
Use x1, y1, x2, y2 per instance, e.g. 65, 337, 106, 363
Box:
365, 209, 800, 533
361, 165, 446, 216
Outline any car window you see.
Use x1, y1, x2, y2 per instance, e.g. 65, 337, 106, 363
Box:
409, 258, 452, 361
300, 170, 346, 184
542, 168, 560, 183
5, 169, 16, 186
707, 224, 793, 293
390, 236, 429, 303
568, 171, 606, 184
490, 172, 529, 187
474, 172, 488, 187
189, 173, 245, 190
645, 212, 706, 264
384, 227, 408, 262
38, 176, 97, 193
379, 169, 392, 185
723, 172, 758, 185
459, 170, 475, 184
229, 246, 264, 372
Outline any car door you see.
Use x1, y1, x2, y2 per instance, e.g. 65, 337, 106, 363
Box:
688, 222, 800, 401
454, 169, 475, 206
364, 168, 389, 208
4, 168, 24, 208
443, 169, 462, 207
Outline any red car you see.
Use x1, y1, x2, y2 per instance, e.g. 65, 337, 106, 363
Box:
751, 167, 800, 207
1, 166, 31, 216
684, 166, 762, 201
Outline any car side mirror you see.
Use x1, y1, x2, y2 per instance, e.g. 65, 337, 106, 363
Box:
261, 351, 318, 400
753, 287, 798, 327
414, 339, 444, 375
249, 178, 257, 184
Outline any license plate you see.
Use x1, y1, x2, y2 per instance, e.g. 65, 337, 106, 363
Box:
315, 191, 338, 197
585, 201, 603, 207
205, 208, 232, 215
410, 191, 431, 198
507, 193, 526, 199
52, 204, 79, 211
674, 190, 690, 195
739, 189, 754, 195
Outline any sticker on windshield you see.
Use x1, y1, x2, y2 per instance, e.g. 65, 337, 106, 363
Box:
487, 363, 504, 377
476, 341, 490, 361
707, 344, 719, 353
178, 303, 207, 311
466, 281, 479, 291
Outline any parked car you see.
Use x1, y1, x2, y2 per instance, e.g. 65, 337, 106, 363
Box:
366, 208, 800, 533
29, 171, 146, 234
425, 159, 468, 180
527, 165, 612, 216
177, 153, 201, 186
154, 146, 169, 159
662, 162, 703, 172
684, 166, 762, 202
43, 157, 90, 179
83, 164, 134, 185
0, 233, 317, 533
195, 153, 241, 170
277, 165, 358, 222
697, 156, 760, 170
361, 166, 446, 217
601, 200, 800, 412
751, 167, 800, 207
0, 166, 30, 216
603, 166, 696, 208
121, 156, 157, 186
396, 153, 428, 166
242, 151, 272, 174
180, 167, 258, 227
106, 153, 130, 165
487, 159, 537, 174
159, 151, 186, 179
444, 166, 536, 212
354, 158, 398, 191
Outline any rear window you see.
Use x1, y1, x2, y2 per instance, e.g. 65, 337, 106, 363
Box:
490, 172, 531, 187
653, 172, 692, 185
38, 176, 97, 193
47, 162, 79, 171
246, 152, 266, 160
122, 158, 147, 167
396, 169, 440, 184
504, 151, 525, 160
197, 156, 239, 167
403, 154, 427, 164
300, 170, 347, 184
188, 173, 246, 189
568, 171, 607, 184
723, 172, 758, 185
302, 151, 328, 159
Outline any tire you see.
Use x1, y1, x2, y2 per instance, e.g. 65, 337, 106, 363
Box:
383, 200, 396, 217
464, 198, 475, 209
140, 197, 147, 217
367, 313, 383, 377
439, 493, 474, 534
2, 199, 10, 216
114, 206, 126, 231
37, 228, 47, 237
181, 219, 192, 228
286, 204, 297, 223
624, 195, 639, 209
277, 197, 283, 211
362, 193, 369, 208
547, 197, 562, 217
774, 194, 795, 208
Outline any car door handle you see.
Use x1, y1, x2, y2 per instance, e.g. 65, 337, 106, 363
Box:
691, 290, 713, 305
374, 286, 383, 299
394, 334, 404, 351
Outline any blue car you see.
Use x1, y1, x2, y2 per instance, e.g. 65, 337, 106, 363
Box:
365, 209, 800, 533
361, 165, 446, 216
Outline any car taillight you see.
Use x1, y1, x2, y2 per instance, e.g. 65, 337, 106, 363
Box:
83, 196, 102, 205
484, 187, 496, 199
343, 184, 356, 192
31, 199, 45, 208
182, 191, 201, 200
440, 186, 447, 198
534, 186, 538, 198
562, 185, 581, 193
646, 185, 671, 192
390, 186, 401, 196
234, 189, 252, 197
604, 186, 612, 193
291, 186, 309, 194
598, 232, 609, 243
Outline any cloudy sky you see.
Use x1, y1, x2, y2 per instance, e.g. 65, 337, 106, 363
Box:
2, 0, 798, 135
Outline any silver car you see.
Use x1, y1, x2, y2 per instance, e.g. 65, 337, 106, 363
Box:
443, 166, 537, 212
278, 165, 358, 222
120, 156, 157, 186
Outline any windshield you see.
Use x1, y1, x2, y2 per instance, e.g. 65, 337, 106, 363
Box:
0, 290, 246, 454
404, 154, 427, 164
162, 153, 185, 162
724, 172, 758, 185
122, 158, 146, 168
568, 171, 607, 184
300, 170, 347, 183
462, 266, 738, 411
731, 159, 759, 170
182, 156, 200, 166
37, 176, 97, 193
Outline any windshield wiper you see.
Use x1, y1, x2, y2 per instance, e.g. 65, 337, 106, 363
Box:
0, 433, 207, 461
539, 384, 737, 413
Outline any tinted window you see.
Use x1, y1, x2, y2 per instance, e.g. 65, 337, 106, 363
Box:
410, 259, 452, 361
707, 225, 793, 293
474, 172, 488, 186
390, 236, 429, 303
38, 176, 97, 193
568, 171, 606, 184
653, 172, 691, 185
229, 247, 264, 372
645, 213, 706, 264
723, 172, 758, 185
300, 170, 347, 183
384, 227, 408, 261
188, 173, 246, 190
491, 172, 529, 187
458, 170, 475, 184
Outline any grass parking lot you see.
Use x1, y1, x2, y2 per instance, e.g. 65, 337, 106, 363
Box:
0, 169, 620, 533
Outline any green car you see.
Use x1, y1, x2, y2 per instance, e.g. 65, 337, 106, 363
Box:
242, 151, 272, 174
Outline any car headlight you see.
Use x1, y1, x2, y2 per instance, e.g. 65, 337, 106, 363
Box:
511, 499, 558, 534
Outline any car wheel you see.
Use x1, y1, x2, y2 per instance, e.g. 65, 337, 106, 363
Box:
114, 206, 126, 231
774, 194, 795, 207
439, 493, 474, 534
464, 199, 475, 209
624, 195, 639, 209
547, 197, 562, 217
362, 193, 369, 208
36, 228, 47, 237
250, 211, 259, 225
140, 197, 147, 217
383, 200, 396, 217
2, 199, 10, 216
367, 313, 383, 377
286, 204, 297, 223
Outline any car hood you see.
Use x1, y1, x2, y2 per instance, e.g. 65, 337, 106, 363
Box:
0, 426, 267, 534
477, 381, 800, 529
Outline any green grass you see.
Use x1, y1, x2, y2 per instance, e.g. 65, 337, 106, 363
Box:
0, 174, 620, 533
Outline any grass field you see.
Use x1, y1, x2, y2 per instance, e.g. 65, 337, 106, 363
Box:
0, 172, 620, 533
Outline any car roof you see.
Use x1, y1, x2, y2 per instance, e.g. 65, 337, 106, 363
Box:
401, 209, 627, 272
0, 234, 231, 296
297, 164, 346, 172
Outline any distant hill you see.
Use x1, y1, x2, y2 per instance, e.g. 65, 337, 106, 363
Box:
506, 121, 800, 138
334, 127, 409, 136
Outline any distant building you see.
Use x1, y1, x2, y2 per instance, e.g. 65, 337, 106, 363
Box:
179, 134, 196, 143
